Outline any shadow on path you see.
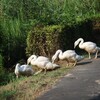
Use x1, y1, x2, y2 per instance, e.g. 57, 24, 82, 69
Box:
77, 60, 92, 66
90, 94, 100, 100
97, 55, 100, 58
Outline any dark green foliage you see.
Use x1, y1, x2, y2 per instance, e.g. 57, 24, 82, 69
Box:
0, 72, 15, 86
0, 55, 15, 86
0, 19, 27, 67
0, 55, 4, 77
1, 0, 100, 25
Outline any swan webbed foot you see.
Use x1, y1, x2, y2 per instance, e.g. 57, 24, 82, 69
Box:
71, 60, 77, 67
94, 51, 98, 59
34, 69, 43, 75
89, 57, 91, 59
73, 63, 76, 67
94, 56, 97, 59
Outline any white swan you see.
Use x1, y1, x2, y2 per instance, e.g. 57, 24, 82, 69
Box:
15, 63, 34, 78
74, 38, 100, 59
27, 55, 49, 65
27, 55, 60, 75
52, 49, 84, 67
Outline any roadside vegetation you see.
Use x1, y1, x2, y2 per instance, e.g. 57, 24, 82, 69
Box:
0, 0, 100, 99
0, 65, 72, 100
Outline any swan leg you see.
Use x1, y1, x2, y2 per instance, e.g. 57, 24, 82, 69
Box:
34, 69, 43, 75
16, 73, 19, 78
67, 63, 69, 67
73, 60, 77, 67
16, 75, 19, 78
44, 68, 47, 74
95, 50, 98, 59
66, 59, 69, 67
89, 52, 91, 59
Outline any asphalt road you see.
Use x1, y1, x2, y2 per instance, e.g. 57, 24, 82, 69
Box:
36, 57, 100, 100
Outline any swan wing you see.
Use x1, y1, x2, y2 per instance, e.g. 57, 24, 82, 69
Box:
63, 50, 76, 58
82, 42, 97, 52
37, 56, 49, 61
34, 61, 49, 69
82, 42, 96, 47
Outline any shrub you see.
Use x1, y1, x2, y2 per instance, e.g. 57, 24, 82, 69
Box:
0, 55, 4, 77
26, 20, 98, 58
0, 54, 15, 86
26, 25, 64, 58
0, 19, 27, 68
1, 0, 100, 25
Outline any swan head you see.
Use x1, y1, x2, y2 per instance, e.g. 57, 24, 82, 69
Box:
52, 50, 62, 63
74, 40, 79, 48
74, 38, 84, 48
15, 63, 20, 68
27, 55, 37, 65
52, 55, 57, 63
15, 63, 20, 78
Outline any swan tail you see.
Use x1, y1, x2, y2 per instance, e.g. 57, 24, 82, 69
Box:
76, 55, 84, 62
53, 64, 60, 69
97, 47, 100, 51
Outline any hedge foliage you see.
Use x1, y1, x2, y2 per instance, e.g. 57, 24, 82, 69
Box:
26, 20, 96, 57
26, 25, 63, 57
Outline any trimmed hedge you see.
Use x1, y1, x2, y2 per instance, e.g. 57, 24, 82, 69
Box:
26, 20, 96, 58
26, 25, 63, 58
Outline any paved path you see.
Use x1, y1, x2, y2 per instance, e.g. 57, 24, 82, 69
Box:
37, 57, 100, 100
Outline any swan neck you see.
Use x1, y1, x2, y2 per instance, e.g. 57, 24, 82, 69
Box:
33, 55, 37, 61
15, 64, 20, 70
79, 38, 84, 48
58, 50, 64, 59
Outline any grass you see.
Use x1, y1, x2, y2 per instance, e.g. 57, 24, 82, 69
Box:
0, 62, 73, 100
0, 54, 91, 100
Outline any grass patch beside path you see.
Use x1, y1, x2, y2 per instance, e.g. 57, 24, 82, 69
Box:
0, 64, 73, 100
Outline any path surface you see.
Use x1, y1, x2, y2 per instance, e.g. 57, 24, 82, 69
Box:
37, 57, 100, 100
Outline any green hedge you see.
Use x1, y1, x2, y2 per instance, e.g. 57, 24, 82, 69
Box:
26, 25, 63, 57
26, 20, 98, 57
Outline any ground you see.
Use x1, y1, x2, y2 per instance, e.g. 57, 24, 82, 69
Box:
36, 57, 100, 100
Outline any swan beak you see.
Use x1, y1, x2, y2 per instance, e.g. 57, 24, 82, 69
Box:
74, 45, 76, 48
27, 61, 29, 65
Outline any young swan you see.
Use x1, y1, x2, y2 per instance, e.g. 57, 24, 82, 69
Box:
74, 38, 100, 59
15, 63, 34, 78
27, 55, 60, 75
52, 49, 84, 67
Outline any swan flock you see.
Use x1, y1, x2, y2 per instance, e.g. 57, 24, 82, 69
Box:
15, 38, 100, 77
